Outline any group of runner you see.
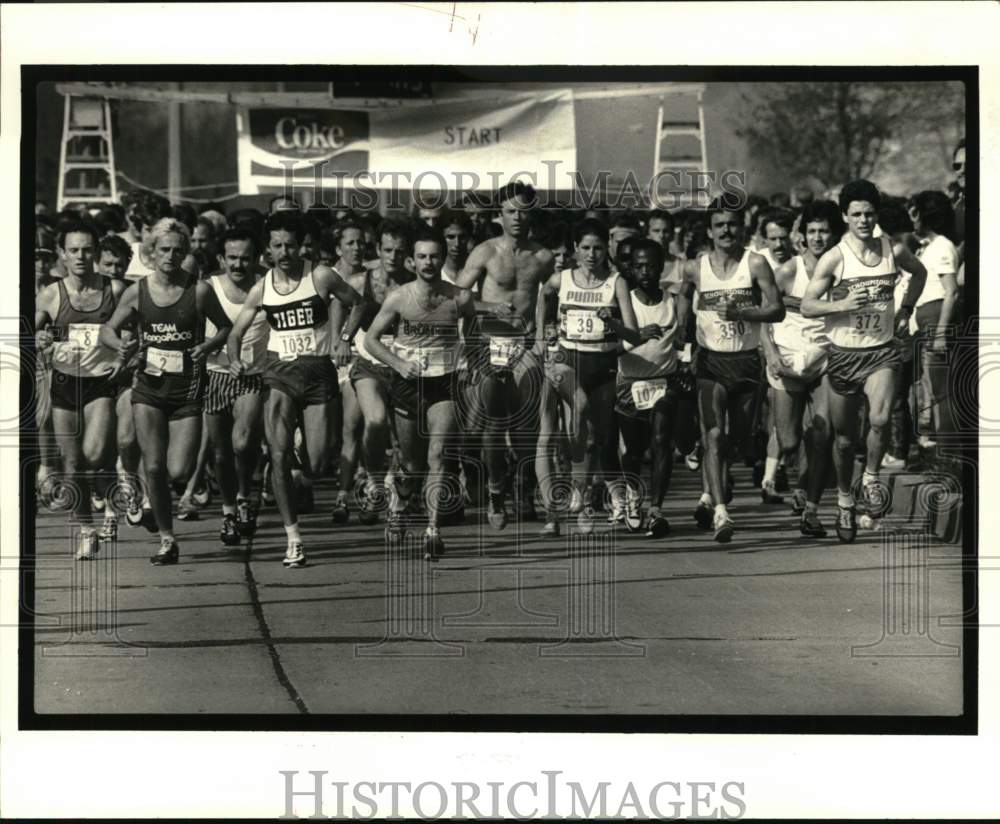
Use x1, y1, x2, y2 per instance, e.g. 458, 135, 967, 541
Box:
35, 175, 947, 567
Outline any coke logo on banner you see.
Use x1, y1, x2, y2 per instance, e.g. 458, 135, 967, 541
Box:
248, 108, 370, 160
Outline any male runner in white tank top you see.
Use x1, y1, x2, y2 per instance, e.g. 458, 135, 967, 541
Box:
761, 201, 843, 538
801, 179, 927, 542
227, 211, 362, 568
366, 227, 478, 560
203, 227, 269, 547
680, 198, 786, 542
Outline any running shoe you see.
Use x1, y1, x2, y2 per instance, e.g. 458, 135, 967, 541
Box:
384, 510, 407, 548
423, 527, 445, 561
790, 489, 808, 516
713, 511, 734, 543
760, 481, 784, 505
97, 515, 118, 542
694, 501, 714, 529
236, 498, 257, 535
487, 492, 508, 531
539, 520, 561, 538
624, 491, 644, 533
282, 542, 306, 568
861, 480, 890, 520
607, 494, 626, 526
192, 484, 211, 508
140, 505, 158, 533
220, 514, 241, 547
75, 528, 98, 561
330, 493, 350, 525
645, 514, 671, 539
358, 482, 381, 526
90, 492, 106, 513
577, 506, 596, 535
125, 487, 144, 527
568, 486, 584, 515
150, 538, 179, 566
835, 506, 857, 544
685, 444, 702, 472
881, 453, 906, 470
800, 510, 828, 538
176, 496, 200, 521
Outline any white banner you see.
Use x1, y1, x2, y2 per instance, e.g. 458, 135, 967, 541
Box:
236, 90, 576, 193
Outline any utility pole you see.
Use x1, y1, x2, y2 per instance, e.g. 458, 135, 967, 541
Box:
167, 82, 182, 202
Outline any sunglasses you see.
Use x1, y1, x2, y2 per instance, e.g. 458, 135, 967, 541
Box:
953, 161, 965, 171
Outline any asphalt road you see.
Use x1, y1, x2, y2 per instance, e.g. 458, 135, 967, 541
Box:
30, 462, 964, 717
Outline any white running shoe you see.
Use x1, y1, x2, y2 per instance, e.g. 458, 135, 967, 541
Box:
75, 527, 98, 561
282, 542, 306, 568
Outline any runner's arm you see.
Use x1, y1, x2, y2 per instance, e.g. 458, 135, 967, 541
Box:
316, 264, 363, 310
534, 271, 561, 349
364, 292, 409, 375
598, 275, 643, 346
194, 280, 232, 358
737, 254, 785, 324
456, 288, 480, 348
98, 283, 139, 376
773, 259, 799, 309
801, 247, 859, 317
893, 243, 928, 316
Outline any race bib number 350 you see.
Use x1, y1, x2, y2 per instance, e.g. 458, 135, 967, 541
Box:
565, 309, 606, 342
631, 378, 668, 411
145, 346, 184, 376
274, 328, 316, 361
713, 318, 747, 341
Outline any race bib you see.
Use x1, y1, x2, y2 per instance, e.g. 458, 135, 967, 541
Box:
145, 346, 184, 376
67, 323, 101, 351
631, 378, 668, 411
273, 328, 316, 361
850, 309, 884, 336
396, 345, 455, 377
240, 344, 256, 367
489, 336, 524, 367
713, 318, 748, 341
565, 309, 605, 342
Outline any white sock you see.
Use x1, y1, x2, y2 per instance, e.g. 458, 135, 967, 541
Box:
222, 504, 236, 516
862, 470, 878, 487
699, 492, 713, 506
837, 491, 853, 509
714, 503, 728, 518
284, 523, 301, 544
763, 457, 779, 485
159, 532, 174, 544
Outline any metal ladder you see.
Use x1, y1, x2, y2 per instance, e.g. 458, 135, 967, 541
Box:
56, 95, 117, 210
653, 88, 709, 207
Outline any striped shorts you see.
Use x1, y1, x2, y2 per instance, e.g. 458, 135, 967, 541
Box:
205, 370, 264, 415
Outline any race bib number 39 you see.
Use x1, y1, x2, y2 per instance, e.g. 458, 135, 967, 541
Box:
565, 309, 605, 342
631, 378, 668, 411
489, 336, 524, 367
145, 346, 184, 376
67, 323, 101, 350
274, 328, 316, 361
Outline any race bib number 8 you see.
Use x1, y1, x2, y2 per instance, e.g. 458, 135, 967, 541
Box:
631, 378, 668, 411
67, 323, 101, 350
489, 336, 524, 367
145, 346, 184, 376
566, 309, 605, 342
274, 328, 316, 361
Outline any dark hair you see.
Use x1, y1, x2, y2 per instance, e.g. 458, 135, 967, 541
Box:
264, 210, 303, 245
630, 237, 666, 269
646, 209, 675, 232
800, 200, 845, 237
876, 199, 913, 237
912, 190, 956, 239
706, 195, 744, 223
376, 218, 413, 248
268, 194, 301, 212
839, 179, 881, 212
442, 211, 473, 236
130, 192, 171, 232
97, 234, 133, 264
573, 218, 610, 247
56, 219, 100, 249
318, 230, 338, 259
611, 213, 641, 232
171, 202, 198, 232
305, 204, 334, 228
220, 226, 258, 253
494, 180, 536, 208
194, 216, 216, 239
760, 208, 795, 236
546, 221, 570, 250
335, 218, 366, 246
35, 224, 56, 254
227, 207, 265, 232
95, 205, 125, 235
412, 225, 446, 254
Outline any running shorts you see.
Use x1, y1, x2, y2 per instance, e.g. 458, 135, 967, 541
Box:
204, 370, 264, 415
349, 356, 394, 395
546, 346, 618, 394
49, 370, 118, 411
131, 370, 205, 420
615, 371, 690, 419
390, 371, 459, 420
262, 353, 339, 408
696, 348, 762, 395
826, 343, 901, 396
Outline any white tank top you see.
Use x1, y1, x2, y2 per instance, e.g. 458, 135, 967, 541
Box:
557, 268, 621, 353
206, 275, 269, 374
694, 251, 760, 352
261, 264, 333, 360
772, 257, 828, 352
827, 236, 896, 349
618, 290, 678, 379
